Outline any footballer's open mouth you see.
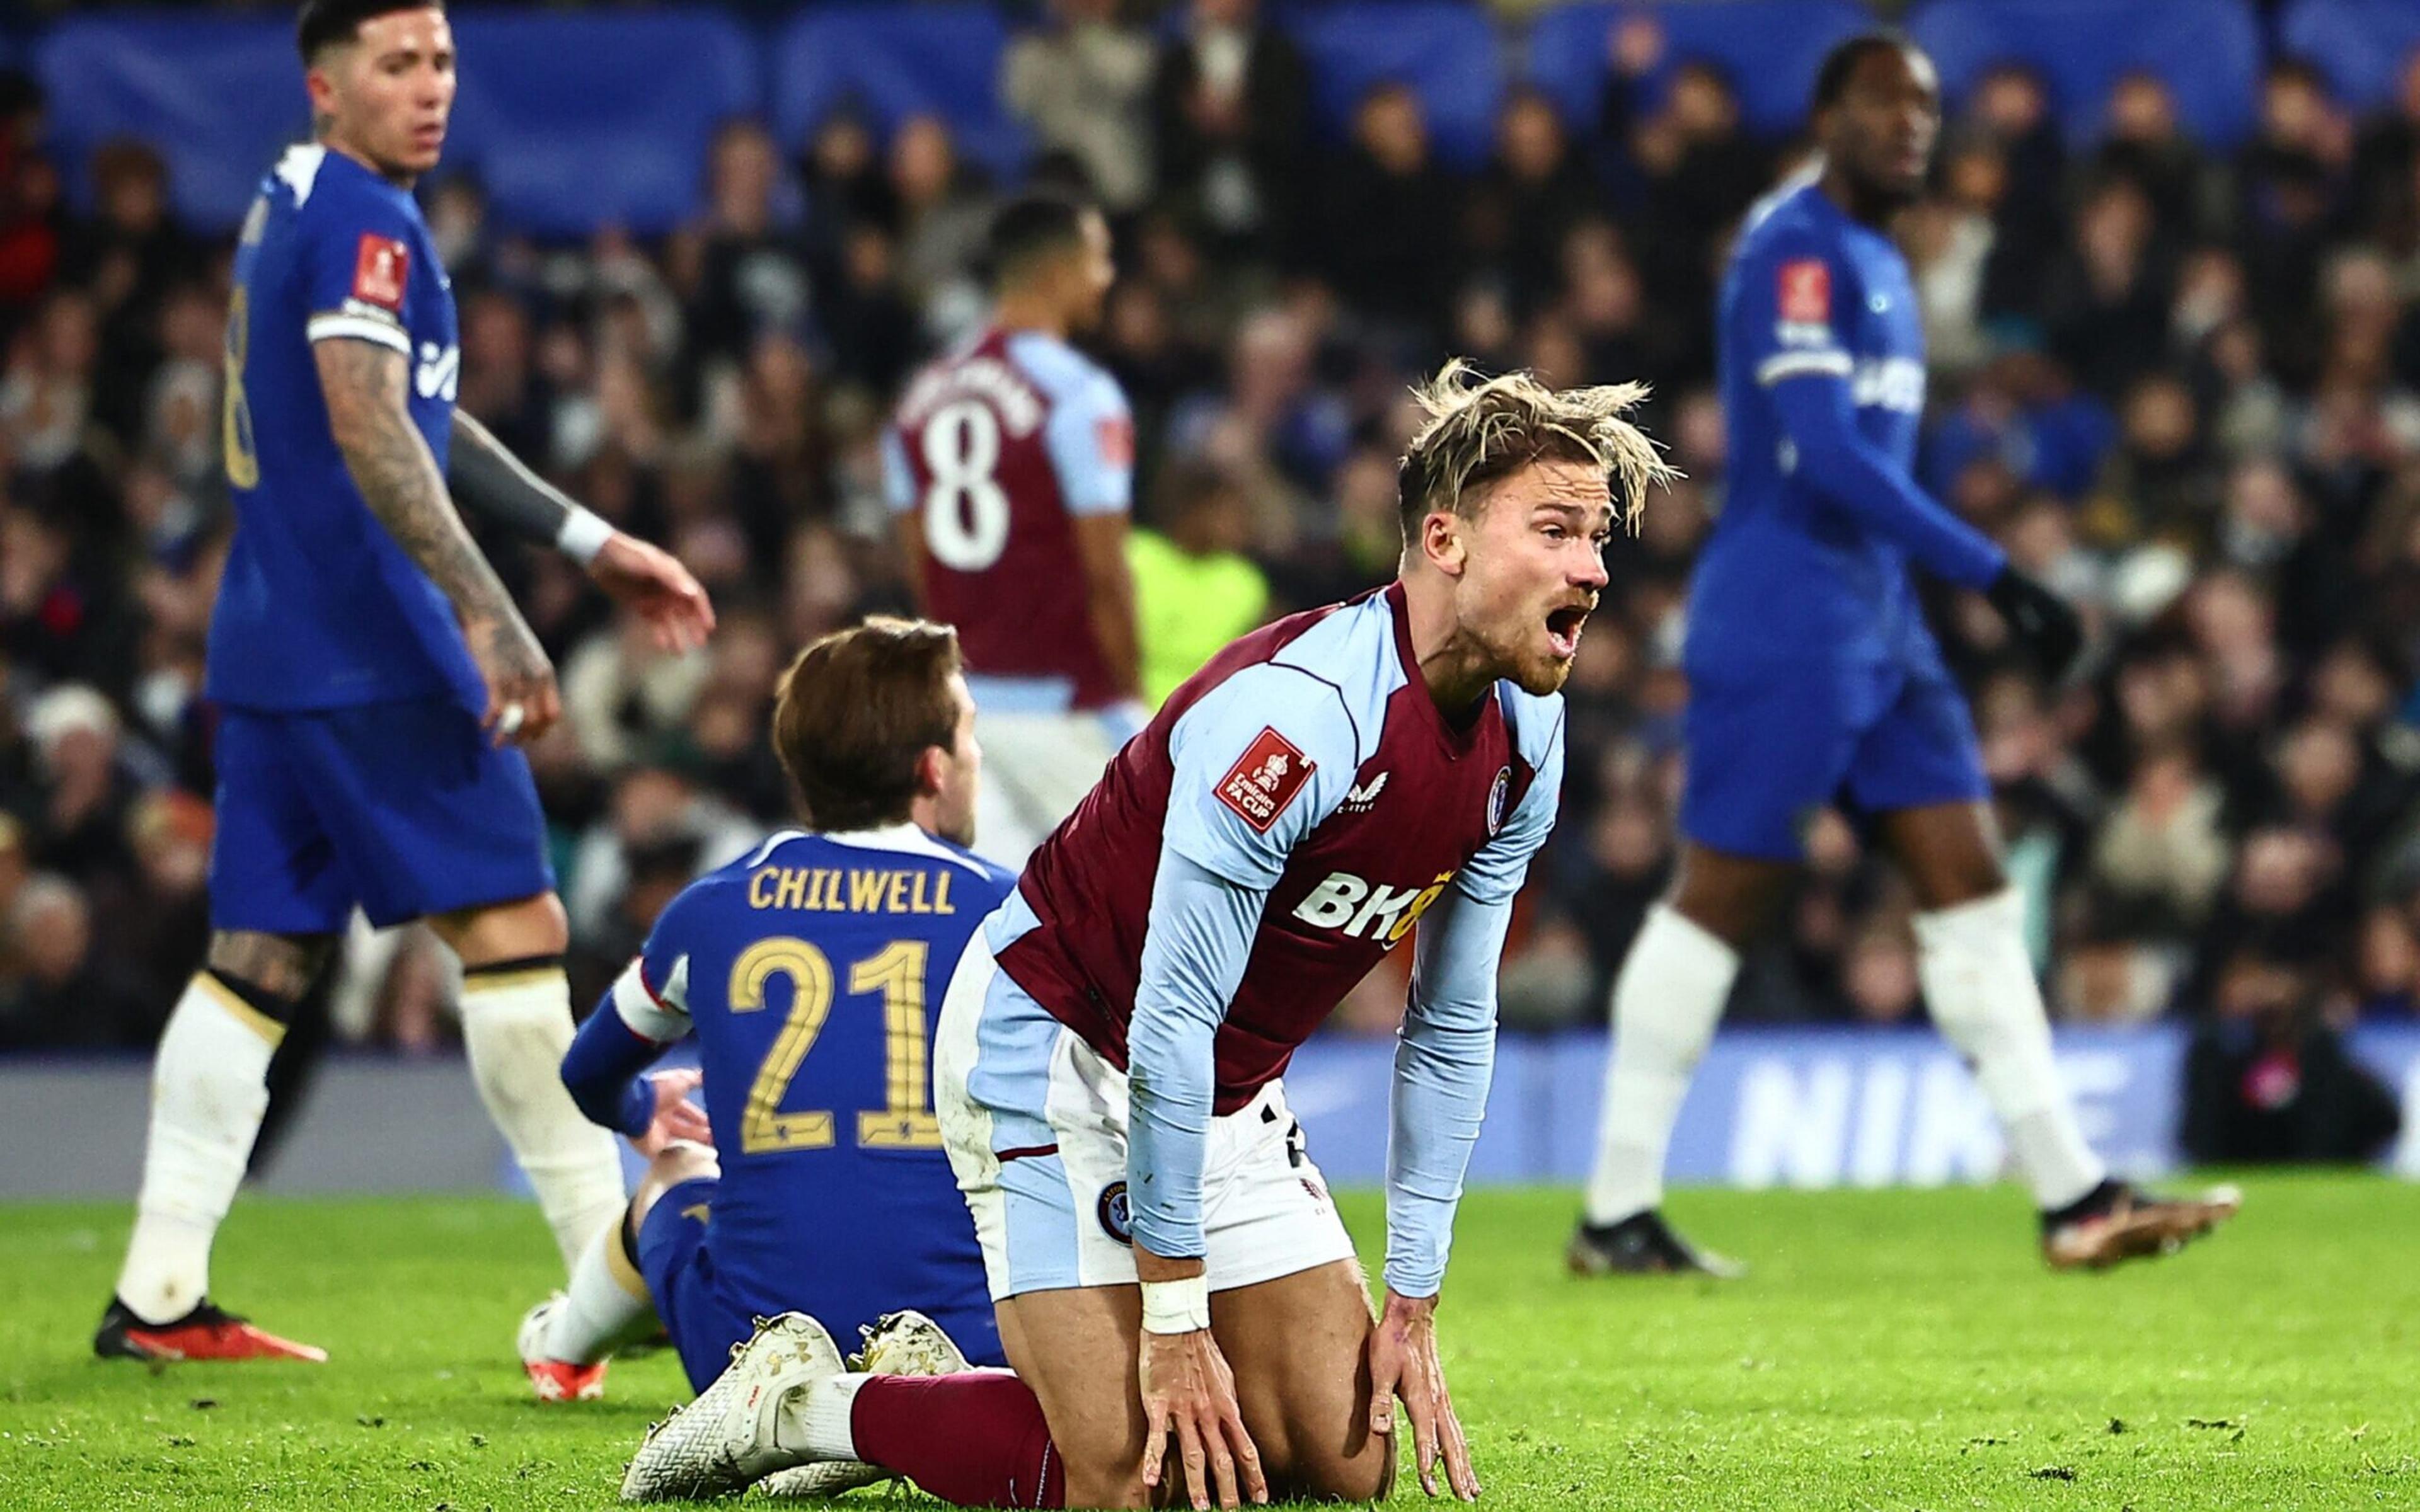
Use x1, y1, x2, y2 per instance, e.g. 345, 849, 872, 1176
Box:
1545, 604, 1591, 661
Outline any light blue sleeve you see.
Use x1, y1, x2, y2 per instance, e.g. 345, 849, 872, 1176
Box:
1125, 847, 1267, 1263
1385, 886, 1510, 1298
1161, 663, 1361, 891
881, 427, 916, 516
1453, 701, 1564, 908
1040, 368, 1134, 517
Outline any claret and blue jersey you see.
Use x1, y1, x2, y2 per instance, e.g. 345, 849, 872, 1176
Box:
563, 825, 1016, 1388
1681, 172, 2003, 861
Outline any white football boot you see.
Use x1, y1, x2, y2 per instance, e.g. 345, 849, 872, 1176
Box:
620, 1313, 844, 1501
754, 1310, 972, 1500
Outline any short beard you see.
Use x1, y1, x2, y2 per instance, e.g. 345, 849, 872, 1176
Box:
1481, 620, 1573, 698
1507, 653, 1574, 697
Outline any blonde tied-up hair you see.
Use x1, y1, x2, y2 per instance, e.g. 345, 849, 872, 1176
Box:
1398, 359, 1680, 538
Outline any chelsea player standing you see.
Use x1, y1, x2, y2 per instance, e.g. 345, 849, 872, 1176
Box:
96, 0, 713, 1363
523, 619, 1009, 1438
1570, 35, 2238, 1278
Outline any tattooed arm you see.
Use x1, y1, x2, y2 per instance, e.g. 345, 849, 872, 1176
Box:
450, 412, 715, 655
314, 336, 560, 743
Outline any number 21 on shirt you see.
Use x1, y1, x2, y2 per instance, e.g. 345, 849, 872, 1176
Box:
729, 936, 943, 1154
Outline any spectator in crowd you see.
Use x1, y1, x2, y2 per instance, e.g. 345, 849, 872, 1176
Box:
1004, 0, 1157, 215
1316, 82, 1461, 343
0, 872, 154, 1049
1150, 0, 1310, 259
1465, 88, 1603, 318
2182, 951, 2400, 1163
1127, 458, 1267, 706
1969, 64, 2066, 324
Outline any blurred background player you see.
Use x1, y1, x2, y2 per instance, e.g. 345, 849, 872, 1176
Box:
886, 191, 1142, 869
521, 617, 1011, 1418
1570, 33, 2237, 1280
621, 365, 1671, 1509
95, 0, 714, 1362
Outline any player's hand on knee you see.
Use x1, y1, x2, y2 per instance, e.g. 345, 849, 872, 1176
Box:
465, 612, 561, 747
1368, 1290, 1480, 1501
635, 1069, 712, 1156
1138, 1322, 1267, 1509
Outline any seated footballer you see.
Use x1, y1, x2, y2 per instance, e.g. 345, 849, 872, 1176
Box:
621, 362, 1673, 1508
522, 617, 1013, 1445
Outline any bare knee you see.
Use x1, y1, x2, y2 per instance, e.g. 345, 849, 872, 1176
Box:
628, 1142, 718, 1232
1666, 845, 1792, 949
205, 930, 336, 1000
430, 891, 568, 966
1057, 1466, 1153, 1509
1879, 801, 2008, 912
1284, 1445, 1392, 1504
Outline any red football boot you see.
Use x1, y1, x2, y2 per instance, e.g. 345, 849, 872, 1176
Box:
517, 1294, 608, 1402
94, 1298, 328, 1363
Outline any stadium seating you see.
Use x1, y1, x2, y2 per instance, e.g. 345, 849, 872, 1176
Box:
1524, 1, 1874, 143
35, 9, 758, 236
2279, 0, 2420, 114
768, 4, 1031, 181
19, 0, 2373, 238
38, 16, 306, 232
1906, 0, 2264, 149
444, 11, 758, 238
1287, 3, 1504, 169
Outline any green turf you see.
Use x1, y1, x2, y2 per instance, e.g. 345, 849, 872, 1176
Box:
0, 1176, 2410, 1509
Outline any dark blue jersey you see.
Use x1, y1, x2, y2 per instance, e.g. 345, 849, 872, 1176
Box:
206, 144, 475, 712
575, 825, 1015, 1331
1693, 174, 2003, 670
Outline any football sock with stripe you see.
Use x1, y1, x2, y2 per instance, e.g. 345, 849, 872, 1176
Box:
1912, 888, 2104, 1211
1582, 905, 1738, 1227
115, 971, 290, 1324
543, 1206, 657, 1365
459, 956, 628, 1272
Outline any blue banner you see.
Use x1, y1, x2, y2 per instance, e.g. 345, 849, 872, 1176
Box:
1279, 1021, 2420, 1188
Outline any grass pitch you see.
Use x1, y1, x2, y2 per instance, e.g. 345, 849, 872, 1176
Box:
0, 1175, 2410, 1510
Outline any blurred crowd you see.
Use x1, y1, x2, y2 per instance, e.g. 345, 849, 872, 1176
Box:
11, 2, 2420, 1097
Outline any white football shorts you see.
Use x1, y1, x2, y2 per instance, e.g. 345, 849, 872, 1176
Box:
935, 918, 1359, 1302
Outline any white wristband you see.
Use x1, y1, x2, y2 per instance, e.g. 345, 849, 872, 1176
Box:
556, 505, 614, 566
1139, 1276, 1211, 1335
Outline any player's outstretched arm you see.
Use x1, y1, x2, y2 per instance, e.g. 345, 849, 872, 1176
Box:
316, 337, 558, 744
1129, 846, 1271, 1510
449, 413, 715, 655
1766, 372, 2004, 590
1369, 885, 1509, 1503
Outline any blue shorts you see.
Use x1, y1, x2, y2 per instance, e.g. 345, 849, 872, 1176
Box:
635, 1174, 1006, 1391
1680, 655, 1988, 862
633, 1176, 753, 1394
207, 699, 554, 932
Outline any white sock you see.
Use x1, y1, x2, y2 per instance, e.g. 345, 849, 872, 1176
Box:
458, 963, 628, 1271
117, 975, 283, 1322
778, 1372, 873, 1462
543, 1209, 656, 1365
1582, 905, 1739, 1227
1913, 888, 2105, 1210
